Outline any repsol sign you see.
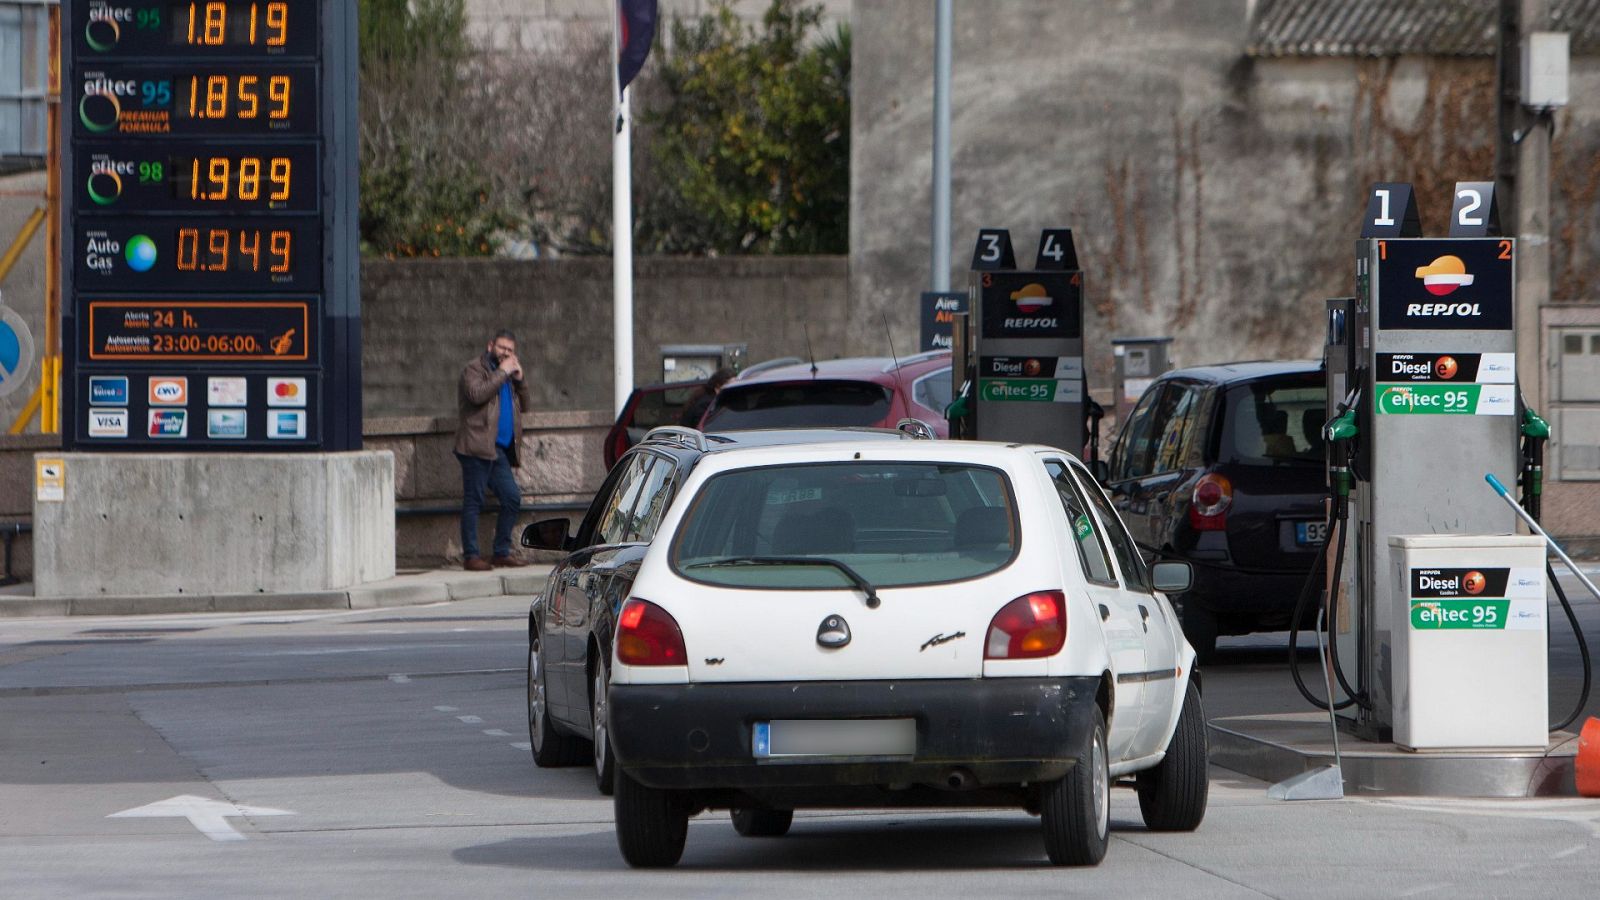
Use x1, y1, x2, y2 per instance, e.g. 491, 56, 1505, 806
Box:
979, 270, 1082, 340
1376, 238, 1512, 331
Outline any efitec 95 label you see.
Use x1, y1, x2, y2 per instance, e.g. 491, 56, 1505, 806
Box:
1408, 567, 1545, 631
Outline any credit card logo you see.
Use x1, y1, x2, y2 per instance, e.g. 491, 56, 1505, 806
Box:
148, 376, 187, 405
148, 409, 188, 438
88, 408, 128, 437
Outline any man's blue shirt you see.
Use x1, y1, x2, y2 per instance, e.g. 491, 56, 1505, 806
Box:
497, 379, 514, 448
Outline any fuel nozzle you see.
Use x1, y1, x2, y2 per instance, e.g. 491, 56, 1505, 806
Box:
1323, 409, 1359, 517
1522, 408, 1550, 440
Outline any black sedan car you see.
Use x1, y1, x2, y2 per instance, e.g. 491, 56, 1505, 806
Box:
1104, 361, 1326, 662
522, 425, 913, 794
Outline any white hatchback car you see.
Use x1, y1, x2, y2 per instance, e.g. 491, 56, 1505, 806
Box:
606, 438, 1206, 868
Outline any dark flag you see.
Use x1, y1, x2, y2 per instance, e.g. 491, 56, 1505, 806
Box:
617, 0, 658, 95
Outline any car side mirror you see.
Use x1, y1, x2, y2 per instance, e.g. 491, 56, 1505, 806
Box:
1150, 560, 1193, 594
1087, 459, 1110, 486
522, 518, 574, 552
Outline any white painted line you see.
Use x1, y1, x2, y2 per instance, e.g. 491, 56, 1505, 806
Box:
1490, 864, 1530, 877
482, 729, 510, 737
1398, 885, 1450, 898
1554, 845, 1586, 859
434, 706, 458, 712
457, 715, 483, 724
388, 674, 411, 683
109, 794, 294, 842
511, 742, 531, 751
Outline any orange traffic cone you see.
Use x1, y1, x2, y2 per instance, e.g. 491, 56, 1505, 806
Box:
1578, 717, 1600, 798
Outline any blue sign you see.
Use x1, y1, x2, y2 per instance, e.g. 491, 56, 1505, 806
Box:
89, 375, 129, 406
0, 306, 36, 398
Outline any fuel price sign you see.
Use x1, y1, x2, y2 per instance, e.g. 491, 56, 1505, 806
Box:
64, 0, 359, 450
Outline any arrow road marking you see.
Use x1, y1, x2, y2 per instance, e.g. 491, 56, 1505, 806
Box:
109, 794, 295, 842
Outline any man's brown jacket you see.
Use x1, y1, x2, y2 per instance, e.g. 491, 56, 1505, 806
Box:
454, 354, 532, 467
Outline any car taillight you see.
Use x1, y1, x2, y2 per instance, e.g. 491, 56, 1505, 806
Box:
616, 599, 688, 666
1188, 473, 1233, 531
985, 590, 1067, 660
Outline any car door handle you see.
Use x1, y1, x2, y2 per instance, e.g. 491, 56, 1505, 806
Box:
1099, 604, 1110, 622
1138, 605, 1150, 632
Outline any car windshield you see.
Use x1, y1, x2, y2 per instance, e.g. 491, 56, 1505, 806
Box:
671, 461, 1018, 589
1223, 377, 1325, 464
701, 381, 891, 430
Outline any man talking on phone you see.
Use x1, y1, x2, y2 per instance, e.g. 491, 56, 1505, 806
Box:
454, 329, 532, 570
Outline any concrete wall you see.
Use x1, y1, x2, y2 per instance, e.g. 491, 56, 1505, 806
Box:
32, 451, 395, 598
463, 0, 852, 53
362, 255, 851, 417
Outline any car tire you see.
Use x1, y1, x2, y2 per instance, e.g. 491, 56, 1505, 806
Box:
1182, 603, 1218, 665
1136, 679, 1209, 832
592, 655, 615, 796
614, 769, 689, 868
528, 631, 585, 768
730, 808, 794, 837
1040, 707, 1110, 866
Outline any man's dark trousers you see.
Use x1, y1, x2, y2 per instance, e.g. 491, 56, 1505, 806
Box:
458, 446, 521, 559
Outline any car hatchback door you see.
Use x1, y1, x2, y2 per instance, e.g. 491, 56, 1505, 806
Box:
660, 459, 1027, 683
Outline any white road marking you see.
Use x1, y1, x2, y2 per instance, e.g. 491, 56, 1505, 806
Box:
511, 742, 531, 751
457, 715, 483, 724
482, 729, 510, 736
1490, 864, 1530, 876
1376, 798, 1600, 838
387, 674, 411, 683
109, 795, 294, 842
1553, 845, 1586, 859
434, 706, 458, 712
1399, 885, 1450, 897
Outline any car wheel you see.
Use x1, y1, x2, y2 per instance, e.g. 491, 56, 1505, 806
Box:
1136, 678, 1209, 831
528, 630, 584, 767
730, 808, 794, 837
1182, 602, 1218, 665
592, 656, 615, 795
614, 768, 689, 868
1040, 707, 1110, 866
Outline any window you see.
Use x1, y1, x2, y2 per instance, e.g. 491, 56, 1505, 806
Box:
1222, 377, 1325, 464
629, 457, 676, 543
1045, 459, 1116, 586
1071, 461, 1151, 593
701, 381, 892, 430
595, 455, 654, 545
913, 368, 954, 414
672, 462, 1017, 589
1152, 384, 1201, 475
1113, 384, 1166, 480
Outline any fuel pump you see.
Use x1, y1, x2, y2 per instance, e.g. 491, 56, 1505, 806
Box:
1290, 182, 1592, 747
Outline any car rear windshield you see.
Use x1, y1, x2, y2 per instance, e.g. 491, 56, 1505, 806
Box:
700, 381, 891, 430
670, 462, 1018, 589
1222, 377, 1325, 464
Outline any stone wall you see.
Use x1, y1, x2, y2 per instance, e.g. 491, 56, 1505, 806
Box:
362, 255, 852, 417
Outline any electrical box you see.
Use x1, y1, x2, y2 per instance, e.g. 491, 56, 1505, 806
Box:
1390, 535, 1548, 751
1522, 31, 1570, 110
660, 343, 746, 384
1111, 336, 1173, 424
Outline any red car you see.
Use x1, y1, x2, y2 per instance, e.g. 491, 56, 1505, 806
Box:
699, 351, 952, 436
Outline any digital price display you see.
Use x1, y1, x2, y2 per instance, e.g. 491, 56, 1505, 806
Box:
75, 1, 319, 58
77, 142, 319, 212
76, 218, 321, 291
74, 65, 318, 137
88, 299, 312, 361
64, 0, 357, 450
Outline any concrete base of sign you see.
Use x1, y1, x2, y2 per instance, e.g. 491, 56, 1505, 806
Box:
31, 452, 395, 598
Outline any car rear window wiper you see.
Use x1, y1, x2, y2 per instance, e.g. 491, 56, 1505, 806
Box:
682, 556, 882, 609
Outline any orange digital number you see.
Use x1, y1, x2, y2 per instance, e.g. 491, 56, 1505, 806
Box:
207, 157, 230, 200
268, 76, 290, 119
239, 158, 261, 200
267, 3, 288, 46
269, 158, 291, 201
1498, 240, 1512, 260
207, 229, 230, 272
269, 230, 291, 273
1377, 240, 1387, 260
237, 75, 260, 119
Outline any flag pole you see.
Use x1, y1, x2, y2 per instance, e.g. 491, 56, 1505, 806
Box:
612, 9, 635, 418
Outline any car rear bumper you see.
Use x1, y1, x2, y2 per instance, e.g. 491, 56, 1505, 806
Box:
609, 676, 1101, 792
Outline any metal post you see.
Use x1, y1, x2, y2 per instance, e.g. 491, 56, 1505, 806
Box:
1515, 0, 1550, 426
930, 0, 951, 292
612, 15, 635, 418
43, 1, 59, 433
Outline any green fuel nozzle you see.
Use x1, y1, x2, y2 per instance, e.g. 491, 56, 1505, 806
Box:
1522, 408, 1550, 439
1325, 409, 1359, 443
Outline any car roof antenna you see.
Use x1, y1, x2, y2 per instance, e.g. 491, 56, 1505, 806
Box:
804, 322, 819, 378
881, 312, 909, 401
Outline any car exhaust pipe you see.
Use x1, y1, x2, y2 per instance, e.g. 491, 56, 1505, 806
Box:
940, 767, 977, 790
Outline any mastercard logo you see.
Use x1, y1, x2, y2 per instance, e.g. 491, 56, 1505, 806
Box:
1010, 283, 1053, 314
275, 381, 299, 398
1415, 256, 1474, 296
1435, 356, 1458, 379
1463, 571, 1486, 595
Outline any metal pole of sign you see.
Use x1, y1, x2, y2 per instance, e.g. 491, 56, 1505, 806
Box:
43, 0, 60, 433
930, 0, 952, 293
611, 13, 635, 418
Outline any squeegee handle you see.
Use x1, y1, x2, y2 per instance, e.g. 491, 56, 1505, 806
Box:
1485, 474, 1600, 603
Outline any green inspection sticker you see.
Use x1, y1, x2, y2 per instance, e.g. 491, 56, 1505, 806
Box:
979, 378, 1081, 403
1375, 382, 1515, 416
1073, 515, 1094, 540
1410, 598, 1510, 630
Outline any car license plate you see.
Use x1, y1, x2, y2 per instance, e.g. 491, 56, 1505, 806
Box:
753, 719, 917, 759
1295, 520, 1328, 546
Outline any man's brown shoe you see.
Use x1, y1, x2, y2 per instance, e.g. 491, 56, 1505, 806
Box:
491, 555, 530, 568
463, 557, 493, 572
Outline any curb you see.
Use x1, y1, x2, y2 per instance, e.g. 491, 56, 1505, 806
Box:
0, 567, 551, 618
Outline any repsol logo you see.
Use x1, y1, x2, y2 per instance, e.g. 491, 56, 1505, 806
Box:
1003, 318, 1059, 329
1405, 303, 1481, 317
